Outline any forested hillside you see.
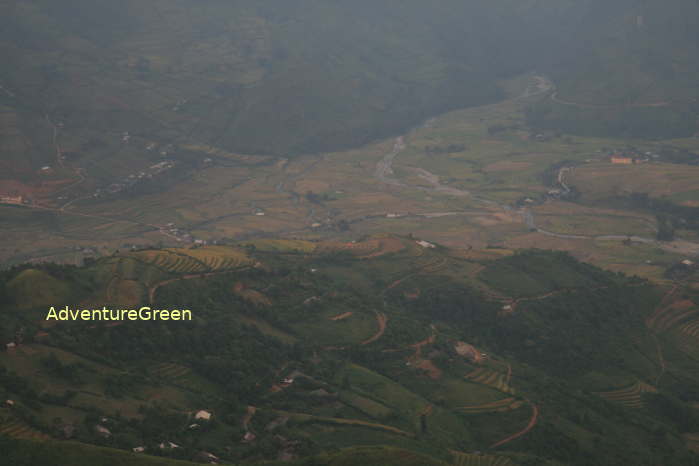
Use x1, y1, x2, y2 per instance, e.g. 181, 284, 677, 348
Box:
2, 0, 698, 181
2, 238, 699, 465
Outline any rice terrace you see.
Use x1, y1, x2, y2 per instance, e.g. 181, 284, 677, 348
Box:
3, 1, 699, 465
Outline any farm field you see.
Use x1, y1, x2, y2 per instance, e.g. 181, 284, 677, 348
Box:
569, 163, 699, 203
4, 73, 699, 286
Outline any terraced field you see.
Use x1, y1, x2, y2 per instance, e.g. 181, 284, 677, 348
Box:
465, 368, 515, 395
457, 397, 525, 415
646, 299, 698, 332
451, 451, 514, 466
318, 235, 412, 259
241, 239, 317, 253
0, 417, 49, 441
150, 362, 191, 381
596, 381, 657, 409
174, 246, 253, 270
124, 247, 252, 275
274, 410, 415, 438
685, 433, 699, 454
127, 250, 208, 274
678, 315, 699, 338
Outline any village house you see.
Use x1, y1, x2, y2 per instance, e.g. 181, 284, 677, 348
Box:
94, 425, 112, 437
6, 342, 17, 350
454, 341, 483, 364
132, 446, 145, 453
159, 441, 180, 449
0, 195, 23, 205
195, 410, 212, 421
4, 400, 15, 407
242, 432, 256, 443
610, 155, 634, 165
195, 451, 220, 464
61, 424, 75, 439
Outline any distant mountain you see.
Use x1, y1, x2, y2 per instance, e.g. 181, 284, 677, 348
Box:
0, 0, 698, 180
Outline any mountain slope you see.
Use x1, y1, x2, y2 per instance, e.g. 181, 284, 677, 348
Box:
2, 238, 699, 465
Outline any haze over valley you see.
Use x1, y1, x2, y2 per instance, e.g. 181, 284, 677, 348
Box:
2, 2, 699, 465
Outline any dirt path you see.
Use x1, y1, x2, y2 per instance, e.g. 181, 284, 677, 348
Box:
0, 83, 16, 98
490, 402, 539, 449
524, 204, 699, 255
242, 406, 257, 431
653, 334, 666, 387
361, 312, 388, 345
384, 256, 451, 299
410, 325, 437, 358
645, 284, 679, 328
501, 288, 574, 315
551, 92, 669, 109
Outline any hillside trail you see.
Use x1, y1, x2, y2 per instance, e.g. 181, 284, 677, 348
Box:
384, 256, 449, 293
361, 312, 388, 345
523, 197, 699, 256
410, 325, 437, 358
653, 334, 666, 387
490, 402, 539, 449
550, 91, 670, 109
645, 284, 679, 328
242, 406, 257, 432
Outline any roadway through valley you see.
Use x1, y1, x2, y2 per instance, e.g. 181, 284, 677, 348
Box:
373, 75, 699, 257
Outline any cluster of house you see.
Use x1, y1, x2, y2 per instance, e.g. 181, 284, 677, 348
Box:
172, 99, 188, 112
145, 141, 175, 157
127, 410, 221, 463
454, 341, 487, 364
608, 148, 656, 165
0, 195, 29, 206
162, 223, 197, 243
97, 161, 176, 197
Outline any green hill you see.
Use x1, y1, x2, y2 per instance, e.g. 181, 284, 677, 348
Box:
2, 238, 699, 465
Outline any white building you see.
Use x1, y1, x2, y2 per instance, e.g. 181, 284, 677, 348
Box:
95, 425, 112, 437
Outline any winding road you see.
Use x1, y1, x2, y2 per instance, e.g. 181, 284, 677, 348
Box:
371, 76, 699, 258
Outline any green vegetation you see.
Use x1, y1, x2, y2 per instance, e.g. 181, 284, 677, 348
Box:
2, 242, 699, 465
478, 250, 614, 298
0, 437, 199, 466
